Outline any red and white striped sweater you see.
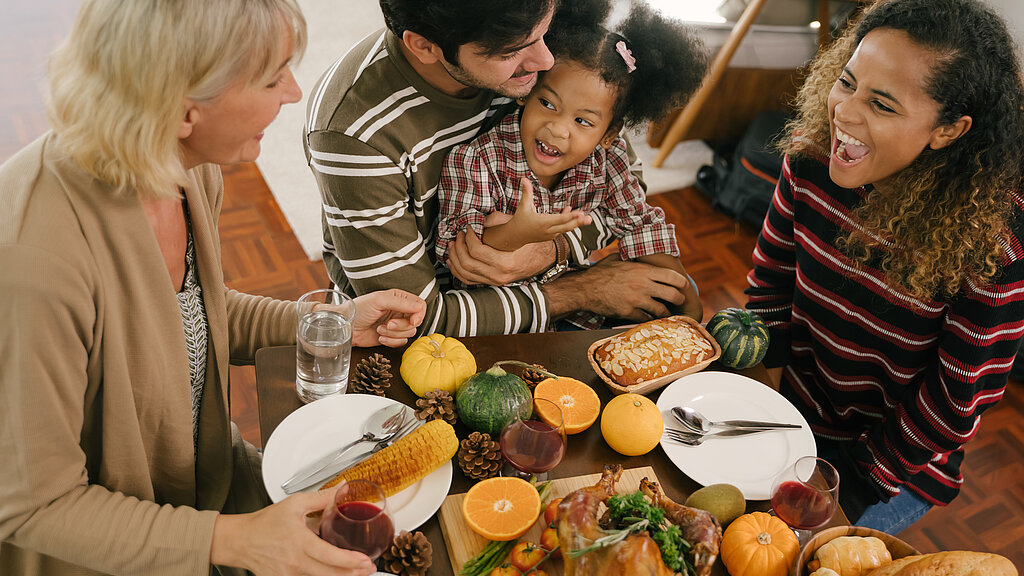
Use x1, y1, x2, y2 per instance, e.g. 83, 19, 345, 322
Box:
746, 153, 1024, 506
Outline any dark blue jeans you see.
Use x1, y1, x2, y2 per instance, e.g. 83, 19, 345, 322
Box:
817, 440, 932, 534
856, 488, 932, 535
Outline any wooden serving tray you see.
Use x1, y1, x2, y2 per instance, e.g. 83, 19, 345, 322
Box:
438, 467, 660, 576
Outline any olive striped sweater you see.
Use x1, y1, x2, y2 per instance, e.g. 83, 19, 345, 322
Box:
303, 30, 617, 337
746, 153, 1024, 505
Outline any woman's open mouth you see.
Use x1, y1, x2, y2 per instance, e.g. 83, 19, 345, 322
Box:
832, 127, 869, 166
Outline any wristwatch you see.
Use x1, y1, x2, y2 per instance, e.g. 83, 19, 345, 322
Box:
539, 234, 571, 283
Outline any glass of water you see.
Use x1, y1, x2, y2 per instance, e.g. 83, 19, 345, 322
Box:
296, 288, 355, 403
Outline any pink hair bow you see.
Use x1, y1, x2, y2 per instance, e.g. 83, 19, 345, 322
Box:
615, 40, 636, 73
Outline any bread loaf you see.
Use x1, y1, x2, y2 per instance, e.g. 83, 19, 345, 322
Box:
865, 552, 1017, 576
593, 316, 716, 387
809, 536, 892, 576
863, 556, 921, 576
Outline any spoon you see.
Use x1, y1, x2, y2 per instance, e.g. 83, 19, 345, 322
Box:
672, 406, 802, 434
281, 403, 406, 492
664, 427, 779, 446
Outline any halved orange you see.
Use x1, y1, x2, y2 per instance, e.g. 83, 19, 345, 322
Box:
461, 477, 541, 541
534, 377, 601, 434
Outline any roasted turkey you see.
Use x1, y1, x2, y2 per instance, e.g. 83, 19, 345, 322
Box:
640, 478, 722, 576
555, 465, 722, 576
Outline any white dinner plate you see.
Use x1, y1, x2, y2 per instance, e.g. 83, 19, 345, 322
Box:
656, 371, 815, 500
262, 394, 453, 532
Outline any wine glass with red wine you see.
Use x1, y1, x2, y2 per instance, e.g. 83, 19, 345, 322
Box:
769, 456, 840, 543
319, 479, 394, 561
499, 397, 566, 481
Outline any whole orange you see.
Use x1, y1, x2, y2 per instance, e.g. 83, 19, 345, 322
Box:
600, 393, 664, 456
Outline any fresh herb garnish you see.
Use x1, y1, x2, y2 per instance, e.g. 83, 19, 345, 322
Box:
566, 518, 650, 559
577, 491, 693, 575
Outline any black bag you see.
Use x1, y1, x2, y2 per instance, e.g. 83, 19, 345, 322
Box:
696, 110, 789, 229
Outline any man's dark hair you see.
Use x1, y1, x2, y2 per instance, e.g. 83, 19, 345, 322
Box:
380, 0, 558, 65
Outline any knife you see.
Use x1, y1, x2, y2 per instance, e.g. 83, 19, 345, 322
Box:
282, 418, 422, 495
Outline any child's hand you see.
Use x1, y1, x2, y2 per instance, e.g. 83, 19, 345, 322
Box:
507, 178, 592, 244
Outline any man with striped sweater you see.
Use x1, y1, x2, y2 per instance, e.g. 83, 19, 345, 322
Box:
304, 0, 694, 337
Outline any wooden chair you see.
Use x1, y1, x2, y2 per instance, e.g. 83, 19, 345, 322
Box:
650, 0, 854, 167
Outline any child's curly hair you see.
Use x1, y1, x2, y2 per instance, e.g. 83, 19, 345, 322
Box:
544, 0, 709, 131
784, 0, 1024, 300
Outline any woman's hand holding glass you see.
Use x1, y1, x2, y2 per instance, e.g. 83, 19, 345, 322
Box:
210, 490, 376, 576
319, 480, 394, 561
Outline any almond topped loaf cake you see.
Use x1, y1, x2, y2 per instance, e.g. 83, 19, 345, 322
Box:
593, 316, 717, 388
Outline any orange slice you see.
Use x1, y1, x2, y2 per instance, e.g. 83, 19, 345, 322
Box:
461, 477, 541, 541
534, 377, 601, 434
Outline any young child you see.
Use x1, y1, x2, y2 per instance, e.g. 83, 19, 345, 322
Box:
434, 0, 709, 322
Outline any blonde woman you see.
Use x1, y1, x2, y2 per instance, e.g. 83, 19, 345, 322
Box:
0, 1, 424, 575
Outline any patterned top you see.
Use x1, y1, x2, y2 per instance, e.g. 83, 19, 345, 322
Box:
435, 108, 678, 267
175, 201, 208, 450
745, 153, 1024, 506
303, 30, 628, 337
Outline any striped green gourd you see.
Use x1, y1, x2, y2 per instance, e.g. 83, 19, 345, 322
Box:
705, 308, 770, 369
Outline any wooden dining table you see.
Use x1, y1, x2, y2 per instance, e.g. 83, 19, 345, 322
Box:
255, 328, 847, 575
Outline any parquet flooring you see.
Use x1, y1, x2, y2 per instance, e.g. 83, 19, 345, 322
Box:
3, 2, 1021, 568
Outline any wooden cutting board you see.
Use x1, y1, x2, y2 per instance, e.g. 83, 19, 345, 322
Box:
438, 466, 659, 576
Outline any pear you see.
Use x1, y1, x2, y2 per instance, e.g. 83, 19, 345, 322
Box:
685, 483, 746, 526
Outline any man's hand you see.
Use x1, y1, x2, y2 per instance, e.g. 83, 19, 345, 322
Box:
447, 209, 557, 286
482, 178, 592, 251
542, 256, 693, 321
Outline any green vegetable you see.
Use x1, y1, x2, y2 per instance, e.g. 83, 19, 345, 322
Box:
459, 480, 554, 576
706, 308, 770, 369
570, 490, 694, 575
567, 518, 651, 559
459, 539, 517, 576
456, 361, 542, 437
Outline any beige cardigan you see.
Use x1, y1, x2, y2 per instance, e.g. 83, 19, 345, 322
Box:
0, 133, 296, 575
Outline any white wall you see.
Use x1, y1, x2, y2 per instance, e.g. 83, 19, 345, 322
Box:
982, 0, 1024, 47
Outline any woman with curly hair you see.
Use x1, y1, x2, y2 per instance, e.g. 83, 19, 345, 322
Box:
746, 0, 1024, 533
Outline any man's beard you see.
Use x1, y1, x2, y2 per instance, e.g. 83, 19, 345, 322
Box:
440, 60, 536, 99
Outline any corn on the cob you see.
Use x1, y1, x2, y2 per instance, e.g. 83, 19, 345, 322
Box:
321, 419, 458, 495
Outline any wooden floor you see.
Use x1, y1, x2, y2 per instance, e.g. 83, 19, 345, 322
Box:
4, 2, 1021, 568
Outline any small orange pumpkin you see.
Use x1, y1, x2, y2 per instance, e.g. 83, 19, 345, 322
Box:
720, 511, 800, 576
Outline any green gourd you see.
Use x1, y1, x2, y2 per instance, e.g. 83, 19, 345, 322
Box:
706, 308, 770, 369
455, 362, 547, 437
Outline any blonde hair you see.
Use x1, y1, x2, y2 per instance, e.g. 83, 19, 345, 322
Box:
46, 0, 307, 197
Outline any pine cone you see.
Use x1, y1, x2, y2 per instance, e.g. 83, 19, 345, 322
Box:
379, 530, 432, 576
457, 431, 503, 480
414, 388, 457, 426
521, 364, 549, 389
349, 353, 392, 396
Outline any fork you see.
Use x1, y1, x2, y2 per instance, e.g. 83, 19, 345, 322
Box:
663, 426, 780, 446
283, 414, 422, 494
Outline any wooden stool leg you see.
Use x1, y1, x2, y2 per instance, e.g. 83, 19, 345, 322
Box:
652, 0, 768, 168
818, 0, 831, 47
